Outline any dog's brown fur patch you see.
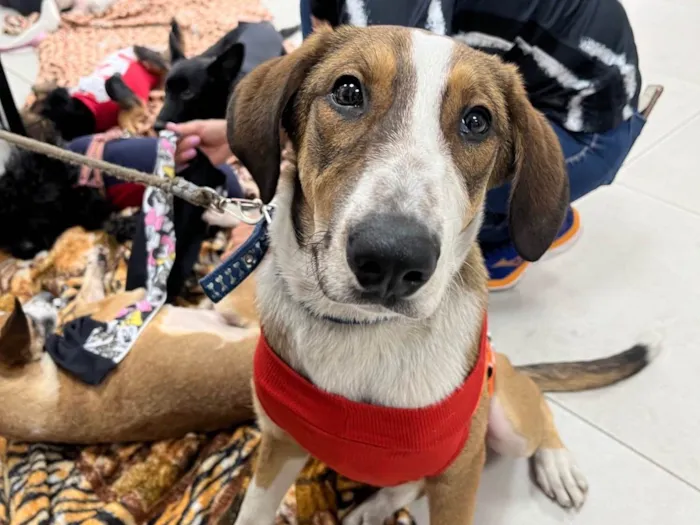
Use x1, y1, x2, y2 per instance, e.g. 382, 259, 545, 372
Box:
0, 293, 259, 443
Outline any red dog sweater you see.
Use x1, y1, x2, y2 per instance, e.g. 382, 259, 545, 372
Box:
254, 316, 495, 487
70, 48, 160, 133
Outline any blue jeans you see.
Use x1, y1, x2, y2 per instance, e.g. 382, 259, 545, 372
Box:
298, 1, 646, 247
479, 112, 646, 246
300, 0, 313, 38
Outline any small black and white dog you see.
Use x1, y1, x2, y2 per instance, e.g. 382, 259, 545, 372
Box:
154, 21, 299, 128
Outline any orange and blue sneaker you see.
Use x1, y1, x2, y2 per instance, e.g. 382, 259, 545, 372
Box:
484, 207, 581, 292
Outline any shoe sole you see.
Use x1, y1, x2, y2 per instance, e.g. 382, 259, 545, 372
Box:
488, 261, 530, 292
488, 208, 581, 292
545, 207, 582, 260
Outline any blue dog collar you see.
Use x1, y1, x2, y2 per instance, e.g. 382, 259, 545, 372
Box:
200, 204, 274, 303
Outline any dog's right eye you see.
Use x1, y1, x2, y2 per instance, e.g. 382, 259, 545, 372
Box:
181, 89, 194, 101
331, 76, 364, 108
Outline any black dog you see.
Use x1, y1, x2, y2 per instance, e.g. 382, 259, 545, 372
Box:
0, 144, 232, 261
155, 21, 299, 128
0, 147, 128, 259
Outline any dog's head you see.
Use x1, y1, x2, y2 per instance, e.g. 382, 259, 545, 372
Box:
21, 82, 62, 144
0, 150, 113, 259
154, 31, 244, 129
36, 87, 96, 141
228, 26, 568, 321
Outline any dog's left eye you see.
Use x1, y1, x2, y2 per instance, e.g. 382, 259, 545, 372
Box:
331, 76, 364, 108
182, 89, 194, 101
460, 107, 491, 139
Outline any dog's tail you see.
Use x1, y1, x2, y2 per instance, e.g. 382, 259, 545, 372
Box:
516, 333, 662, 392
279, 24, 301, 40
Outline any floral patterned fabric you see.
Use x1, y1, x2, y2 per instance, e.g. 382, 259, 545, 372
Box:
79, 133, 176, 369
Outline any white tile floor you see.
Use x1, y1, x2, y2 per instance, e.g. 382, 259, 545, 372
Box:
2, 0, 699, 522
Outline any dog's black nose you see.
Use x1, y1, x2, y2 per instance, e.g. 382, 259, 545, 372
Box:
153, 120, 167, 132
347, 215, 439, 300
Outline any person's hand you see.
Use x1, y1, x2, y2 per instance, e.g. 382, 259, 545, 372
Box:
166, 119, 231, 167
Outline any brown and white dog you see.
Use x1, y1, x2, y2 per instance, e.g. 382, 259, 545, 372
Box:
226, 26, 659, 524
0, 279, 259, 444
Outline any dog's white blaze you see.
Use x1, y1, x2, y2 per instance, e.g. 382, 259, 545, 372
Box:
341, 30, 457, 222
408, 30, 453, 176
404, 31, 474, 299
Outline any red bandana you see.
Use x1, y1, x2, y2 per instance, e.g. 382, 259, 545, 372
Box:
254, 315, 495, 487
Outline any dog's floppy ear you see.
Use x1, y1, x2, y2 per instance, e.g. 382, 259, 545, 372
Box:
227, 30, 330, 203
495, 64, 569, 262
207, 42, 244, 82
0, 298, 32, 367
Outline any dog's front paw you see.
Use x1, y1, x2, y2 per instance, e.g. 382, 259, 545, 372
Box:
343, 505, 389, 525
533, 448, 588, 509
343, 482, 423, 525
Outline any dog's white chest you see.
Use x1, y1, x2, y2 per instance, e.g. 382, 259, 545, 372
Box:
288, 310, 481, 408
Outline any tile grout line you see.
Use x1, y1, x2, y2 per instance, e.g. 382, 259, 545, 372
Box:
616, 181, 700, 218
546, 395, 700, 495
623, 109, 700, 169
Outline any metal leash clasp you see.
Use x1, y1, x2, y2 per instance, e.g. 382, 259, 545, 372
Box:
206, 188, 274, 225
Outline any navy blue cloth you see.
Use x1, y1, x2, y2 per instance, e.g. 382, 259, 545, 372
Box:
0, 0, 42, 16
301, 0, 314, 38
45, 316, 114, 386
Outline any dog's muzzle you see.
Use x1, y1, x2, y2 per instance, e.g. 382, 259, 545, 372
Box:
346, 214, 440, 301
